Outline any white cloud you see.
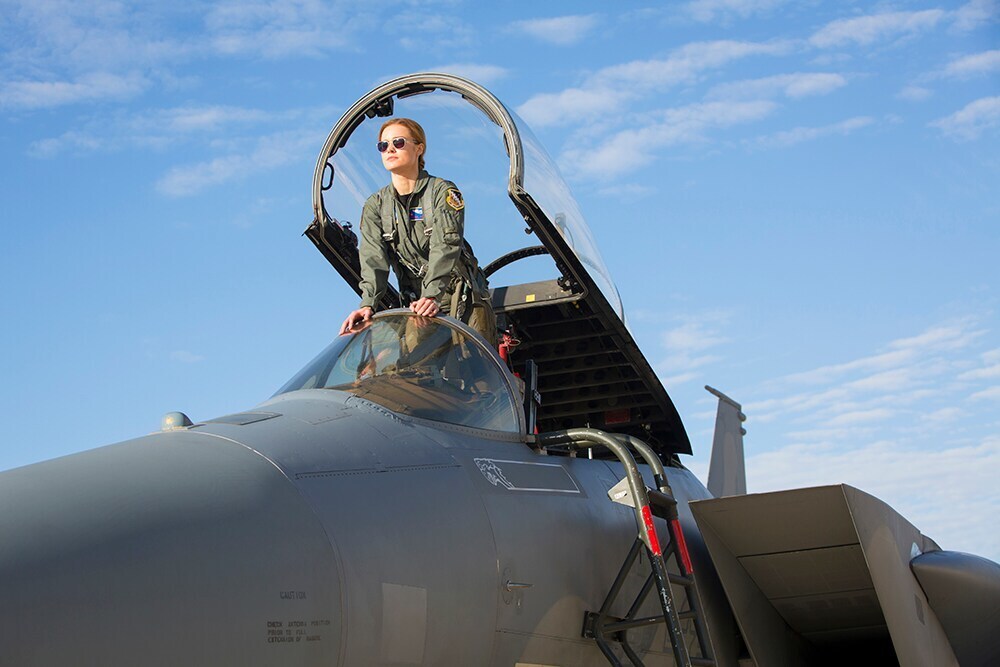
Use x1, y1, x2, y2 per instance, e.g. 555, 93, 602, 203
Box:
971, 386, 1000, 401
941, 50, 1000, 79
810, 10, 946, 48
888, 321, 986, 352
399, 15, 475, 51
596, 183, 655, 198
0, 3, 196, 112
26, 104, 327, 158
593, 40, 792, 90
566, 100, 776, 177
663, 354, 723, 373
845, 368, 914, 393
751, 116, 873, 149
430, 64, 508, 85
153, 105, 273, 132
897, 85, 932, 102
824, 408, 895, 427
2, 1, 193, 69
746, 318, 988, 428
951, 0, 999, 32
921, 407, 969, 424
779, 348, 914, 386
516, 88, 625, 129
0, 2, 375, 112
509, 14, 599, 46
930, 96, 1000, 140
745, 386, 850, 423
0, 1, 380, 97
158, 154, 253, 197
655, 313, 731, 384
685, 0, 789, 23
155, 129, 317, 196
664, 371, 701, 386
959, 363, 1000, 380
170, 350, 204, 363
707, 73, 847, 100
210, 29, 344, 59
662, 319, 730, 354
0, 72, 147, 110
517, 39, 790, 127
28, 131, 107, 157
205, 0, 354, 58
165, 106, 323, 146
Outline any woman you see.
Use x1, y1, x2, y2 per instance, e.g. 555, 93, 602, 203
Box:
339, 118, 496, 344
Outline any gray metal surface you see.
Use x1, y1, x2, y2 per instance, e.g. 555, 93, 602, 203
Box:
690, 485, 960, 667
200, 388, 505, 664
705, 387, 746, 498
690, 492, 817, 667
911, 550, 1000, 667
2, 369, 724, 666
0, 430, 342, 666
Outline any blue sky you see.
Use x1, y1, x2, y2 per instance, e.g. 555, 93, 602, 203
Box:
1, 1, 998, 560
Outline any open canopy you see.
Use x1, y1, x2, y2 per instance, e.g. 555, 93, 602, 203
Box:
306, 73, 691, 457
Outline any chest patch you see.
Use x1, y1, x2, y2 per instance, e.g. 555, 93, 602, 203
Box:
409, 206, 424, 222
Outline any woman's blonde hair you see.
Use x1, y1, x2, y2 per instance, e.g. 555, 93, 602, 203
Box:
379, 118, 426, 170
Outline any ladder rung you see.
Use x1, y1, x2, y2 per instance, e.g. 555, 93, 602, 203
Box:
668, 572, 694, 586
603, 615, 664, 633
604, 610, 702, 631
691, 658, 716, 666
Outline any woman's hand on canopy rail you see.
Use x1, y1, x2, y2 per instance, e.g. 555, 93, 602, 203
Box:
409, 297, 440, 318
340, 306, 374, 335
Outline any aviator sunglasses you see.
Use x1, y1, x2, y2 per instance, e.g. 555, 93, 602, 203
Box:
377, 137, 421, 152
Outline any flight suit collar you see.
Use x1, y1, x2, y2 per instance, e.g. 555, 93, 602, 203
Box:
411, 169, 431, 198
391, 169, 431, 200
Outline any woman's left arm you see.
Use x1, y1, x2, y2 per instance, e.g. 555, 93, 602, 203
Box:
422, 181, 466, 302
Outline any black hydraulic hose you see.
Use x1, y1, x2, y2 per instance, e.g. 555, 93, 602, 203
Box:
482, 245, 548, 277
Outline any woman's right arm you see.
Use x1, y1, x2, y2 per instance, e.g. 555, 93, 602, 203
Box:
341, 195, 388, 335
357, 193, 391, 309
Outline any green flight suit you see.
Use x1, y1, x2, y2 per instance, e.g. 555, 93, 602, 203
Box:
357, 170, 496, 344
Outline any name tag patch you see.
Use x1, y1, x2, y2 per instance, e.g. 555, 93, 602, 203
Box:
409, 207, 424, 221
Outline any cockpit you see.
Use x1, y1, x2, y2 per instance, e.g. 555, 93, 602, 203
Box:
276, 312, 522, 434
303, 73, 692, 459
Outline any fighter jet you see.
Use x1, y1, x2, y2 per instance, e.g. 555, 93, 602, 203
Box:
1, 73, 997, 667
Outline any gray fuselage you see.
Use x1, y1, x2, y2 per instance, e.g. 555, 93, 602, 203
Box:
0, 387, 726, 666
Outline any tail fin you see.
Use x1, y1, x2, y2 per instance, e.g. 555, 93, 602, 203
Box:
705, 385, 747, 497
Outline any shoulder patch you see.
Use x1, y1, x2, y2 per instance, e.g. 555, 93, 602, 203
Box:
445, 188, 465, 211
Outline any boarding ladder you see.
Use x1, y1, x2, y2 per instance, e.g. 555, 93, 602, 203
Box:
536, 429, 716, 667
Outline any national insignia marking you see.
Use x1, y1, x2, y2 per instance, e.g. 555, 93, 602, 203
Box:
446, 189, 465, 211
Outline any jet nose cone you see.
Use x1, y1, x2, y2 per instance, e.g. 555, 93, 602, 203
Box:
0, 431, 342, 666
